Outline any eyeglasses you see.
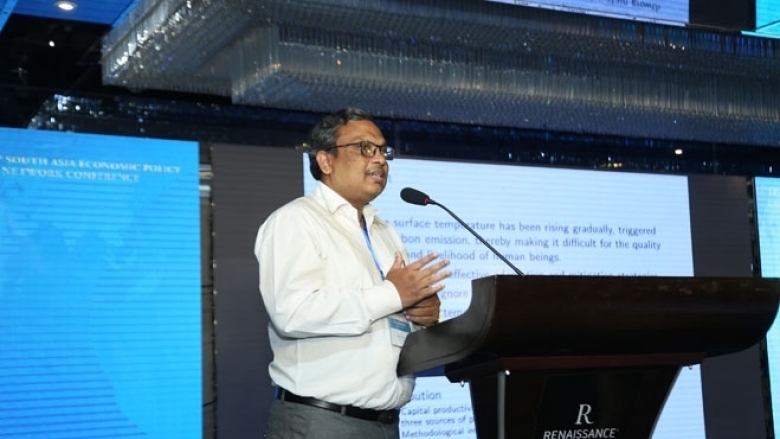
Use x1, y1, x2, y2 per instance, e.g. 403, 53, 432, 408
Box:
330, 141, 394, 160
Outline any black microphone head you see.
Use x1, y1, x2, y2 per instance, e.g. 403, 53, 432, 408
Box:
400, 187, 432, 206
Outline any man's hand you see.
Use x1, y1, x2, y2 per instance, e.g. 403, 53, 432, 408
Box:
404, 295, 441, 326
385, 252, 451, 309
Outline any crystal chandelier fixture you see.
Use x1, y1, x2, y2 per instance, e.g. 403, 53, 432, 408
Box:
102, 0, 780, 146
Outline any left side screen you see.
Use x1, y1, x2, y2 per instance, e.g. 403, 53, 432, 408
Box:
0, 128, 202, 438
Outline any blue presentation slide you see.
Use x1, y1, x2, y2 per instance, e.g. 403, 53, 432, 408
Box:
755, 176, 780, 438
757, 0, 780, 31
304, 156, 701, 439
486, 0, 689, 26
0, 128, 202, 438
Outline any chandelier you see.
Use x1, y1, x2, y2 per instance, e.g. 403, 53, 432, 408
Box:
102, 0, 780, 146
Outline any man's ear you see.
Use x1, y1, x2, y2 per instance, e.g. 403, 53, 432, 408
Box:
316, 150, 332, 176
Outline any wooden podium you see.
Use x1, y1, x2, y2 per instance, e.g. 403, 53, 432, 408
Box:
397, 275, 780, 439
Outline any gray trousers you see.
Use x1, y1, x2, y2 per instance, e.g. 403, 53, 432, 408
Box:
265, 399, 401, 439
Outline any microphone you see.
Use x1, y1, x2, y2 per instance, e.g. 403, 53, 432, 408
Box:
400, 187, 432, 206
400, 187, 524, 276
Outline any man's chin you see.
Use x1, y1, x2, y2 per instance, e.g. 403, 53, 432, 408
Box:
365, 183, 386, 200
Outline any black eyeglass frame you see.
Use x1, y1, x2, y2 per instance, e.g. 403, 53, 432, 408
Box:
329, 141, 394, 160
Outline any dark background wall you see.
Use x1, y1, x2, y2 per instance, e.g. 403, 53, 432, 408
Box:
210, 145, 302, 438
689, 0, 756, 31
689, 175, 767, 439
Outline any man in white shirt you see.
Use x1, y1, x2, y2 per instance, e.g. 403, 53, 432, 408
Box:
255, 108, 452, 438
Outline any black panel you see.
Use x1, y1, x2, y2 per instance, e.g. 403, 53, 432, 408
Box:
689, 0, 756, 31
689, 175, 753, 276
210, 144, 303, 438
688, 174, 768, 439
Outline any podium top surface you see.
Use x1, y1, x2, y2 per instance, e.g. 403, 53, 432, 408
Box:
397, 275, 780, 376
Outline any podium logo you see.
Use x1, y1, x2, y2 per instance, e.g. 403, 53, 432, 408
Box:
575, 404, 594, 425
540, 403, 619, 439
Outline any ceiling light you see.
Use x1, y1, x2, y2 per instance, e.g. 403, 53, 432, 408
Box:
674, 149, 683, 155
54, 1, 77, 12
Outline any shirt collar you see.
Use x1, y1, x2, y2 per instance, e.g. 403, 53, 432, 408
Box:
315, 181, 379, 221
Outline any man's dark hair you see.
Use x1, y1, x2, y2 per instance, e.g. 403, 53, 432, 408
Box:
307, 108, 373, 180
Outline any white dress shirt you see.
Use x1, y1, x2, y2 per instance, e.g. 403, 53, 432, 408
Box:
254, 182, 414, 410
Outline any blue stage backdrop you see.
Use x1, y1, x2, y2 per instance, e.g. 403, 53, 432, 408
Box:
0, 128, 201, 438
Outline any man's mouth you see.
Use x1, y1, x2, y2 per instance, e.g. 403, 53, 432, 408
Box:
367, 170, 386, 181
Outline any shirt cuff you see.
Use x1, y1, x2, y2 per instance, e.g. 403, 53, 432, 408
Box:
364, 280, 404, 321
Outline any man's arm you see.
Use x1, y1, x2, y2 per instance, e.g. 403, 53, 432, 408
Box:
255, 207, 402, 338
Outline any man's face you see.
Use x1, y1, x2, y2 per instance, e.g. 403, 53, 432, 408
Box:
317, 119, 389, 209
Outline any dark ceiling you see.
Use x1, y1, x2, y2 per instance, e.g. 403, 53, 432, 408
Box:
0, 15, 108, 127
0, 0, 233, 129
